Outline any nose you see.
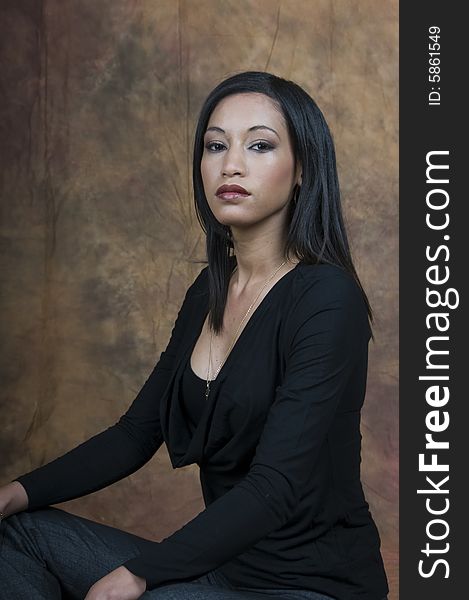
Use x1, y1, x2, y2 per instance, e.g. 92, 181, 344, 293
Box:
221, 145, 246, 178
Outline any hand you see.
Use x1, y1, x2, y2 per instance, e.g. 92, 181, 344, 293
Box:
84, 566, 146, 600
0, 481, 29, 519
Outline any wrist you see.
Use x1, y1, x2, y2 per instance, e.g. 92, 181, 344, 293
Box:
2, 481, 29, 518
121, 566, 147, 593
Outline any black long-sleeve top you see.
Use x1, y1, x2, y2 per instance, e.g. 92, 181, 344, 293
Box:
13, 258, 389, 600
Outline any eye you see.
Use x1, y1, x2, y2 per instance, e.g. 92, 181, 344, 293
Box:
204, 141, 226, 152
250, 141, 275, 152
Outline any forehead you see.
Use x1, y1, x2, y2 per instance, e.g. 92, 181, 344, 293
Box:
207, 93, 286, 130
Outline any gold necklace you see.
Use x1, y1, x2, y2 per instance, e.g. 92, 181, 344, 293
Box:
204, 259, 288, 400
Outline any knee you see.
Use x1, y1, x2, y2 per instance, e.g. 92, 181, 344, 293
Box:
1, 507, 62, 537
9, 506, 54, 523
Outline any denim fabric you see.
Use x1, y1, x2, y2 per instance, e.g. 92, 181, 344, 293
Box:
0, 507, 336, 600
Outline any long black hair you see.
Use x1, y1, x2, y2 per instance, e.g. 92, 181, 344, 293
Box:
191, 71, 374, 341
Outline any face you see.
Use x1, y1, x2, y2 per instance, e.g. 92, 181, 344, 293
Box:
201, 93, 301, 233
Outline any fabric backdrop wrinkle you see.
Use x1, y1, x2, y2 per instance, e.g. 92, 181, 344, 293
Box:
0, 1, 398, 598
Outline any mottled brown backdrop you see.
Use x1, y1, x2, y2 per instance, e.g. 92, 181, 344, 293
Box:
0, 0, 398, 597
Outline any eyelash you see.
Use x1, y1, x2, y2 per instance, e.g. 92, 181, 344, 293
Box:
204, 141, 275, 153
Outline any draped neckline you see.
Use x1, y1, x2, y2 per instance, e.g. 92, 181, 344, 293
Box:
163, 257, 305, 468
189, 259, 303, 383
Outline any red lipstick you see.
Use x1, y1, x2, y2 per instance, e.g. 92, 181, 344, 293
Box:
216, 184, 250, 199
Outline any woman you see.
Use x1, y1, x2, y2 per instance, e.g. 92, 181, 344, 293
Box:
0, 71, 389, 600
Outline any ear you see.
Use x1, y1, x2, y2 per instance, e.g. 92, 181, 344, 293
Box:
295, 163, 302, 186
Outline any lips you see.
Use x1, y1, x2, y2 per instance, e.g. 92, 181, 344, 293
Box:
216, 184, 250, 196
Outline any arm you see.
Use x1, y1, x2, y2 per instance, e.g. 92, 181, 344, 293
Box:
121, 271, 371, 590
13, 268, 206, 511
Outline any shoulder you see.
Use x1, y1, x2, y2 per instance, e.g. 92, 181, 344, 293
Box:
292, 263, 365, 308
169, 264, 209, 324
284, 263, 371, 344
185, 263, 209, 298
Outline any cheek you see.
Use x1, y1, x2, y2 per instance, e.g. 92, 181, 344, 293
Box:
276, 151, 296, 177
200, 159, 207, 183
201, 156, 216, 187
200, 166, 209, 195
258, 156, 295, 196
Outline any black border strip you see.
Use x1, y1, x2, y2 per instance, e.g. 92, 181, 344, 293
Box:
400, 2, 465, 597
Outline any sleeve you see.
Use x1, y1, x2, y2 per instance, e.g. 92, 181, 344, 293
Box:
122, 272, 372, 590
13, 267, 207, 511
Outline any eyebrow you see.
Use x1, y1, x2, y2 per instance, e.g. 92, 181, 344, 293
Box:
204, 125, 280, 140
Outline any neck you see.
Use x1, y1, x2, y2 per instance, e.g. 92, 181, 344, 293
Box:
229, 227, 298, 290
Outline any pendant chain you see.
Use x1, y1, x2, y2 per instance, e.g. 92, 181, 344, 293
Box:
204, 259, 288, 400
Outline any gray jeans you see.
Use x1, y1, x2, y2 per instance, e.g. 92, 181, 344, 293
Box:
0, 506, 338, 600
